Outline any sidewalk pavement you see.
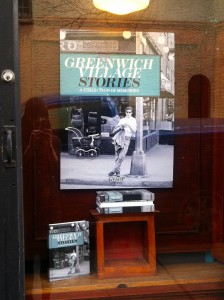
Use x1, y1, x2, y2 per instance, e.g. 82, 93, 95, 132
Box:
60, 144, 173, 189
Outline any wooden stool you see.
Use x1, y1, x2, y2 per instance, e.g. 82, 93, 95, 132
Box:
90, 209, 157, 279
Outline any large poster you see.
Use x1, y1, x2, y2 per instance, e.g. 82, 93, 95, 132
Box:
60, 30, 175, 190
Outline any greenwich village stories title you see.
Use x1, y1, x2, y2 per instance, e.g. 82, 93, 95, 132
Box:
51, 231, 83, 246
64, 55, 155, 91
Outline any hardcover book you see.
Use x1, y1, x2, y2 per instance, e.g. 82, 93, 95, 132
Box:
96, 205, 155, 214
96, 189, 155, 203
96, 190, 123, 202
96, 199, 154, 208
96, 199, 155, 214
120, 189, 155, 201
48, 220, 90, 282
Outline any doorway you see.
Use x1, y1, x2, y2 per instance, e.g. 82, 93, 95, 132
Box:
188, 74, 210, 118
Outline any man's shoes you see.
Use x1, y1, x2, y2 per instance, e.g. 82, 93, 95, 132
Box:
108, 171, 116, 176
108, 171, 120, 176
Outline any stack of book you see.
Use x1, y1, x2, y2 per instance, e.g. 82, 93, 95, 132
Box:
96, 189, 155, 214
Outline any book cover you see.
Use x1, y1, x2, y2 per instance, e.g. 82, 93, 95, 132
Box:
48, 220, 90, 282
106, 191, 123, 202
118, 189, 155, 201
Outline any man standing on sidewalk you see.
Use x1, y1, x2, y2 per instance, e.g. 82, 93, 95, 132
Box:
68, 249, 77, 275
108, 106, 137, 177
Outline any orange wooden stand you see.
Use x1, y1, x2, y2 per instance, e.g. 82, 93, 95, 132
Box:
90, 209, 157, 279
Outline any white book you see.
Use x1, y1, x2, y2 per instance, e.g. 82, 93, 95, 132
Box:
96, 199, 154, 208
96, 205, 155, 214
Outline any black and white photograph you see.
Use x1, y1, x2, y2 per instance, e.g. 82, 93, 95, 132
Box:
60, 30, 175, 189
48, 220, 90, 282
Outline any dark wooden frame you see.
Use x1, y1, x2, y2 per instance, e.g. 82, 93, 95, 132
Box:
0, 0, 24, 299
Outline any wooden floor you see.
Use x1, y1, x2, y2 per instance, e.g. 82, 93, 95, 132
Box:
25, 261, 224, 299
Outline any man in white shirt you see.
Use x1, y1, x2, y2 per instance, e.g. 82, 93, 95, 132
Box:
108, 106, 137, 176
68, 250, 77, 274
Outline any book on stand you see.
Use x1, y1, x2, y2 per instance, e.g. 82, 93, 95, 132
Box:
48, 220, 90, 282
96, 189, 155, 214
96, 189, 154, 202
96, 204, 155, 214
96, 199, 154, 208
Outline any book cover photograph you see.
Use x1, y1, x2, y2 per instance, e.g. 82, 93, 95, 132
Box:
60, 30, 175, 190
48, 220, 90, 282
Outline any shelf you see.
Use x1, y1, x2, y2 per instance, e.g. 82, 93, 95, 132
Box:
25, 262, 224, 300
